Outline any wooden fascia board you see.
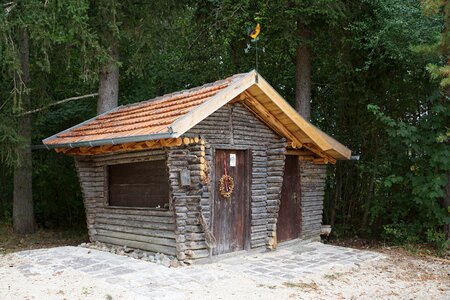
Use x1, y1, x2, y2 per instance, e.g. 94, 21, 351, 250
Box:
255, 76, 351, 160
168, 71, 257, 137
255, 77, 330, 150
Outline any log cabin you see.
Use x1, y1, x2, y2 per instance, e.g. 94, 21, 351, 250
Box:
43, 70, 351, 262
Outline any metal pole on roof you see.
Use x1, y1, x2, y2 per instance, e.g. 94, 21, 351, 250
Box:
248, 23, 261, 83
255, 38, 259, 83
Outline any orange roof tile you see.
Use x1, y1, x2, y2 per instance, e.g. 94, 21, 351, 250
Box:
44, 74, 245, 146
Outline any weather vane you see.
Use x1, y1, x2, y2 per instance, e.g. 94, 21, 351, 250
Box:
247, 23, 261, 82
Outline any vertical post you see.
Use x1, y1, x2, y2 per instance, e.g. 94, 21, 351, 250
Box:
255, 39, 259, 83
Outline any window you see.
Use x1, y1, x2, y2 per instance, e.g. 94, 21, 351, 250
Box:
108, 160, 169, 208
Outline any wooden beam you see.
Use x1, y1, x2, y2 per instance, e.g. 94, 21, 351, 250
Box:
313, 157, 329, 164
54, 148, 67, 153
144, 140, 158, 148
300, 143, 336, 165
242, 91, 303, 149
286, 149, 314, 156
299, 156, 314, 161
287, 141, 301, 149
56, 137, 186, 156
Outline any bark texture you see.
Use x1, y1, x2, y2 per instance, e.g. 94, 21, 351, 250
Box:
13, 29, 36, 234
445, 170, 450, 240
97, 44, 119, 114
295, 18, 311, 120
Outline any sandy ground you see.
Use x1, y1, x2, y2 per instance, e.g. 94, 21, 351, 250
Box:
188, 254, 449, 300
0, 254, 131, 299
0, 247, 448, 300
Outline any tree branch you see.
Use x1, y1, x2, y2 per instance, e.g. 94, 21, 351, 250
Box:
3, 1, 17, 14
20, 93, 98, 116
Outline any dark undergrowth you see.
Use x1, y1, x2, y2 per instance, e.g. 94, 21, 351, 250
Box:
0, 223, 88, 254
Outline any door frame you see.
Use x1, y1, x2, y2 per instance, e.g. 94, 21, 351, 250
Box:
210, 146, 252, 252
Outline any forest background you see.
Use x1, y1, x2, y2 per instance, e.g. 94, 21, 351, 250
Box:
0, 0, 449, 254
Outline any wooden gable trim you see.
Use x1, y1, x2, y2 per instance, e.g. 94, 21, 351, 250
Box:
254, 76, 351, 160
168, 70, 257, 137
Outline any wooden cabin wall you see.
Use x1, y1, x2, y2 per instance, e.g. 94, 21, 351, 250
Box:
299, 161, 326, 240
187, 103, 287, 252
74, 149, 177, 256
166, 144, 211, 261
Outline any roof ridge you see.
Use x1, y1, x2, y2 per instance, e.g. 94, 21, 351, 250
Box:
116, 72, 248, 111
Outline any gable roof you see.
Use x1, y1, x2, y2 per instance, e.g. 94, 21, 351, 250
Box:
43, 70, 351, 161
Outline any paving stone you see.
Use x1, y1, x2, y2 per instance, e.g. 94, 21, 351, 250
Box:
109, 266, 135, 276
13, 242, 383, 298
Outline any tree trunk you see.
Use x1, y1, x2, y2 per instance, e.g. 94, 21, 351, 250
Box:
330, 162, 342, 227
13, 29, 35, 234
360, 174, 375, 230
295, 18, 311, 120
97, 44, 119, 114
443, 179, 449, 243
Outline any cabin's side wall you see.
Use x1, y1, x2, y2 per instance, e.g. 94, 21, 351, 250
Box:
75, 149, 177, 256
299, 160, 327, 240
187, 102, 287, 253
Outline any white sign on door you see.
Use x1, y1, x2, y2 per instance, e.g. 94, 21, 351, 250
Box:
230, 153, 236, 167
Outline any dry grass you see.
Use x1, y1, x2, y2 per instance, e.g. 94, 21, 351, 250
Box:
0, 224, 88, 254
283, 281, 319, 290
329, 238, 450, 259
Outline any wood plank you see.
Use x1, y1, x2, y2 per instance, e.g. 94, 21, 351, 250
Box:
286, 149, 314, 156
95, 212, 174, 224
95, 217, 175, 230
96, 207, 173, 217
95, 223, 175, 238
96, 229, 176, 247
96, 235, 176, 255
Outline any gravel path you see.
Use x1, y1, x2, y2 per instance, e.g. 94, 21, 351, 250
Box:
0, 242, 448, 299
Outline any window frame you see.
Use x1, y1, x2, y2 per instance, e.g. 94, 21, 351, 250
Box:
104, 159, 171, 210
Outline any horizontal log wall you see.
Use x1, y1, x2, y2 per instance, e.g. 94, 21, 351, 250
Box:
75, 149, 177, 256
299, 160, 326, 240
166, 145, 210, 261
188, 103, 286, 253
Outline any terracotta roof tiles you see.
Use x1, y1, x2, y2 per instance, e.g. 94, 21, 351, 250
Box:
44, 74, 244, 146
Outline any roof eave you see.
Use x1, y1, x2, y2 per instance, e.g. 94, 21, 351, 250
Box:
43, 131, 178, 149
254, 76, 352, 160
42, 105, 124, 146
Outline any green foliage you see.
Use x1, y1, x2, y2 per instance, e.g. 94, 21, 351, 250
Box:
367, 96, 449, 250
0, 0, 447, 254
0, 118, 23, 167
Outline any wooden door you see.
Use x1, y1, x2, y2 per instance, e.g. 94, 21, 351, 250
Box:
277, 155, 301, 242
213, 150, 248, 255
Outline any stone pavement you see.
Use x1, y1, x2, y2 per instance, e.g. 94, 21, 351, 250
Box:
14, 242, 382, 299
